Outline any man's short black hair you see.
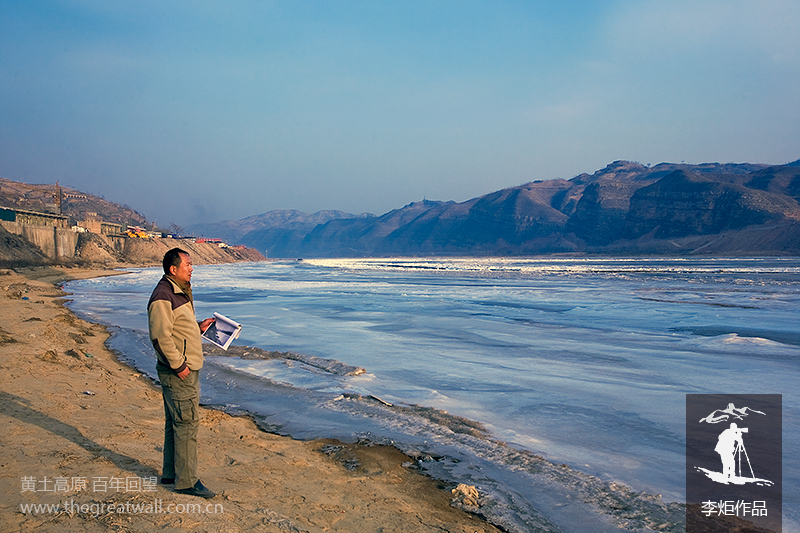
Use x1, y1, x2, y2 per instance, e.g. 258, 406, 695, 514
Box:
163, 248, 189, 275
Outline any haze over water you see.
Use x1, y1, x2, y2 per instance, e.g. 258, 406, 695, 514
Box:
65, 257, 800, 531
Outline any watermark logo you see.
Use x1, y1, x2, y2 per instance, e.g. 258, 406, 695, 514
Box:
21, 476, 158, 494
18, 474, 224, 517
19, 498, 224, 517
686, 394, 782, 532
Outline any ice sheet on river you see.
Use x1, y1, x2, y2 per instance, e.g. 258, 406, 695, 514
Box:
108, 326, 684, 532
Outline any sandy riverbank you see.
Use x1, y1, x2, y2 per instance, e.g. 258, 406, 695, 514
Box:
0, 266, 500, 533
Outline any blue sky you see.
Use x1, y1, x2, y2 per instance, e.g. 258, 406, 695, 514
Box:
1, 1, 798, 227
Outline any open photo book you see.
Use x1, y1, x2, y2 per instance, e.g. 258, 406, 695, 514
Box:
201, 312, 242, 351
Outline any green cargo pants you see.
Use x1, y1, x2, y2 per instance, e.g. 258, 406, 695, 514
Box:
157, 366, 200, 490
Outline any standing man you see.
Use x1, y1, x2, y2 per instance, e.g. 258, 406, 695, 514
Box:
148, 248, 216, 498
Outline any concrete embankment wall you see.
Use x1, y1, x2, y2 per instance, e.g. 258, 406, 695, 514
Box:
0, 221, 79, 260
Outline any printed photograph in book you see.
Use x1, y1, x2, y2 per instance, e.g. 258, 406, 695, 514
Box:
201, 312, 242, 350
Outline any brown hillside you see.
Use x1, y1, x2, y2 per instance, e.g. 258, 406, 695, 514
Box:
0, 177, 148, 227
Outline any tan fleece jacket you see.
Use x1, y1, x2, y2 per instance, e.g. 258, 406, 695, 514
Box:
147, 276, 204, 373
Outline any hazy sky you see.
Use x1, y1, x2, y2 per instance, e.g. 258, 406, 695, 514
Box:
2, 1, 799, 227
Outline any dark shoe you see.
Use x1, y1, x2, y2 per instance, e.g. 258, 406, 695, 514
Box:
175, 480, 215, 499
160, 477, 175, 485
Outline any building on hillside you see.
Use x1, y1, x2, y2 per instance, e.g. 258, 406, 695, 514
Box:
63, 192, 88, 200
0, 206, 69, 228
78, 217, 123, 236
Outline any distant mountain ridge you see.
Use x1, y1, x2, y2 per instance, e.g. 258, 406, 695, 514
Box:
189, 209, 369, 245
193, 159, 800, 257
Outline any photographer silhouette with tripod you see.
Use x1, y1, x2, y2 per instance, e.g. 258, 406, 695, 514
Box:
715, 422, 749, 480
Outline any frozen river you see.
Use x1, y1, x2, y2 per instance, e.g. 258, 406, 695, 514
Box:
65, 256, 800, 532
